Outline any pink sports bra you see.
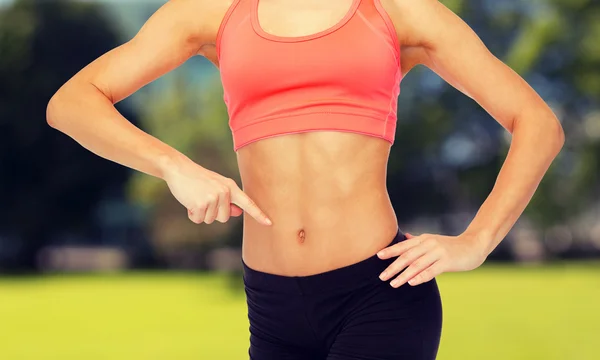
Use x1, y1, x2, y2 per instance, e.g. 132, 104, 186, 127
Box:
217, 0, 401, 151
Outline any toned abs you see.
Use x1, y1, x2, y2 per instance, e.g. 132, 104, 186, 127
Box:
238, 132, 399, 276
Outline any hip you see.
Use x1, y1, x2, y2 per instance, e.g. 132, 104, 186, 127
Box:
243, 230, 443, 359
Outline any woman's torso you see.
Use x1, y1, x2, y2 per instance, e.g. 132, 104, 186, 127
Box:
238, 132, 398, 276
207, 0, 402, 276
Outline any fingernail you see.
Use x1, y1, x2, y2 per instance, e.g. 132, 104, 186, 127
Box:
377, 251, 384, 258
379, 272, 388, 280
265, 218, 272, 225
408, 279, 415, 286
390, 280, 399, 287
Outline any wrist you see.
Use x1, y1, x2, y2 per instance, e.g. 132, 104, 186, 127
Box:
155, 150, 192, 180
461, 228, 495, 259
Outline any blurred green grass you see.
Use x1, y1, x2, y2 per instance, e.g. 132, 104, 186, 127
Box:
0, 263, 598, 360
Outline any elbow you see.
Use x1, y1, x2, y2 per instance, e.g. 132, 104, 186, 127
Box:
47, 80, 110, 130
513, 109, 565, 155
46, 84, 76, 130
46, 92, 61, 129
539, 117, 565, 162
550, 116, 565, 155
535, 115, 565, 158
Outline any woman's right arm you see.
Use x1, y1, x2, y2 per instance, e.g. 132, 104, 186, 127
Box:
47, 0, 271, 226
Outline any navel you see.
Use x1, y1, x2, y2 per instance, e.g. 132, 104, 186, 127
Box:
297, 229, 306, 244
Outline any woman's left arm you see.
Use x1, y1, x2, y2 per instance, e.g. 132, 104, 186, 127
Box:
377, 0, 565, 287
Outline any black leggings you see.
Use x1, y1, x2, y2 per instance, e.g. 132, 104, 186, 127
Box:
243, 230, 443, 360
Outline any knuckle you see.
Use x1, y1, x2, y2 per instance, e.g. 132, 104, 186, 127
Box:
423, 237, 436, 245
405, 248, 418, 259
395, 255, 409, 266
389, 243, 401, 253
248, 202, 260, 212
423, 270, 435, 281
421, 269, 431, 278
220, 188, 231, 200
224, 178, 237, 188
426, 241, 439, 251
217, 215, 230, 223
393, 259, 408, 271
195, 202, 207, 210
405, 264, 417, 274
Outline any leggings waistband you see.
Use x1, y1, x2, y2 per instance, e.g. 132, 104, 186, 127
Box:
242, 229, 406, 295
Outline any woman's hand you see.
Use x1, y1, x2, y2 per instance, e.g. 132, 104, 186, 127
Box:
377, 232, 487, 287
163, 157, 272, 226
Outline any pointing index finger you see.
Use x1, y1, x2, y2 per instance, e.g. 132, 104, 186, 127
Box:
229, 186, 272, 226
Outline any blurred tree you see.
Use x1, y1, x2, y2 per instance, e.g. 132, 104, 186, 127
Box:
127, 70, 241, 266
390, 0, 600, 237
0, 0, 137, 271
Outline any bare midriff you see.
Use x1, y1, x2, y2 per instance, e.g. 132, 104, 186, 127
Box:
237, 131, 398, 276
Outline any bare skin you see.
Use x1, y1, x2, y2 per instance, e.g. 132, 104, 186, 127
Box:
47, 0, 564, 282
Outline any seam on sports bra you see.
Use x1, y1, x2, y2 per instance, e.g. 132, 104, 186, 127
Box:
235, 128, 391, 151
373, 0, 401, 68
382, 66, 401, 139
356, 9, 400, 66
232, 111, 389, 132
216, 0, 243, 62
355, 4, 400, 139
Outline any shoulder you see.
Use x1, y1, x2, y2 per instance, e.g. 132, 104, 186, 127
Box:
147, 0, 235, 45
377, 0, 474, 74
376, 0, 441, 74
377, 0, 449, 47
163, 0, 235, 18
